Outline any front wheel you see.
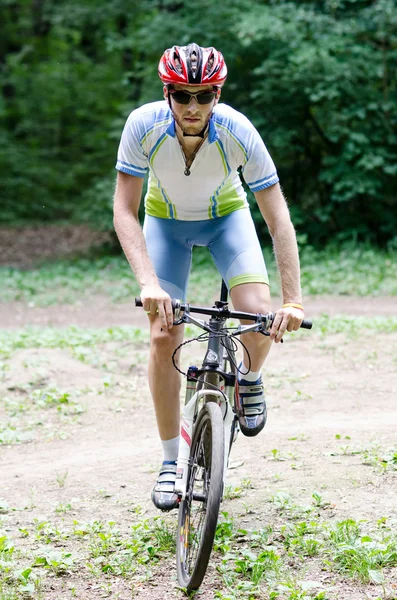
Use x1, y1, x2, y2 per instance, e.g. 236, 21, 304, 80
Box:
176, 402, 224, 592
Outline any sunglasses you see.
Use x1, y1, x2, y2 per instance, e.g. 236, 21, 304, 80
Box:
169, 89, 217, 105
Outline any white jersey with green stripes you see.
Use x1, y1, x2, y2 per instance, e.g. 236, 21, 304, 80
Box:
116, 101, 279, 221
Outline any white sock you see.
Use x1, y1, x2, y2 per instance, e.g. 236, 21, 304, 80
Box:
161, 435, 180, 463
239, 362, 261, 382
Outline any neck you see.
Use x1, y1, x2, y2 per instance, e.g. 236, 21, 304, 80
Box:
176, 123, 208, 150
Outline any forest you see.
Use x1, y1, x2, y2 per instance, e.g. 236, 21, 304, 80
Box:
1, 0, 396, 245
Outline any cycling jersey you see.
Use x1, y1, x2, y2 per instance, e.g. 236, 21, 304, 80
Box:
116, 101, 279, 221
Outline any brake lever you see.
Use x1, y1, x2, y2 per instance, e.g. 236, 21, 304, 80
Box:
257, 312, 284, 343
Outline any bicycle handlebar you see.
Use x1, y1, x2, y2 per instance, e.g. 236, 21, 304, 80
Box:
135, 298, 312, 330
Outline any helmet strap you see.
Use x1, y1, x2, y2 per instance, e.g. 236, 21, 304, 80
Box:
183, 124, 208, 138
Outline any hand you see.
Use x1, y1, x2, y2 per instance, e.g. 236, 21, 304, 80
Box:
270, 306, 304, 343
140, 285, 173, 330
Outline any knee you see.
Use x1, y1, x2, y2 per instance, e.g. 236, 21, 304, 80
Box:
150, 324, 182, 364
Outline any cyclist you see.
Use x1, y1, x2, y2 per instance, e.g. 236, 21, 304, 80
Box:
114, 43, 304, 511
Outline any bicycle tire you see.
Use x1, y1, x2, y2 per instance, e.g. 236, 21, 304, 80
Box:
176, 401, 224, 591
203, 370, 220, 403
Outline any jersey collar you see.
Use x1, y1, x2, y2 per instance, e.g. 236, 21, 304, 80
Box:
166, 116, 219, 144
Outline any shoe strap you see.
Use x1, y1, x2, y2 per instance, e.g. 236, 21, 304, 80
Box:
159, 462, 177, 475
156, 462, 177, 487
239, 383, 265, 415
239, 383, 264, 399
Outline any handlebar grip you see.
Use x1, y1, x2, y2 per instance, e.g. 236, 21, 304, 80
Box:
135, 298, 180, 309
300, 319, 312, 330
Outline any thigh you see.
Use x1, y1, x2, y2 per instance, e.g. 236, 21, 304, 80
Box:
209, 209, 270, 292
143, 216, 192, 300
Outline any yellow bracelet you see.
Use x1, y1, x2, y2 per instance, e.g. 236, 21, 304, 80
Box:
282, 303, 304, 310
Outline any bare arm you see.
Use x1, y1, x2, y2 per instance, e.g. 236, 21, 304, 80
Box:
254, 183, 303, 341
113, 171, 173, 328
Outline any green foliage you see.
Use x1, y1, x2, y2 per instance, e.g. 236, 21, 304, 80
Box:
0, 0, 396, 243
0, 243, 396, 308
236, 0, 397, 243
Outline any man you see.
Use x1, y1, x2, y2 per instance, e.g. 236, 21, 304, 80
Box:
113, 43, 304, 511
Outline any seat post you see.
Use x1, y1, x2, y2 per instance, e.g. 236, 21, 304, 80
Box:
220, 280, 228, 302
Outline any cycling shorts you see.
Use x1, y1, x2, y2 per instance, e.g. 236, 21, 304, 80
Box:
143, 208, 269, 300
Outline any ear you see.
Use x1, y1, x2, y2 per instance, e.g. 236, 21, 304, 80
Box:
163, 85, 169, 101
214, 88, 221, 106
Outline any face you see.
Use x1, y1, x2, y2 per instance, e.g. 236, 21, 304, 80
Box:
164, 84, 220, 136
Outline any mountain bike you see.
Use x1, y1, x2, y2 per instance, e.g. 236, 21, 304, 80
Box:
136, 281, 312, 592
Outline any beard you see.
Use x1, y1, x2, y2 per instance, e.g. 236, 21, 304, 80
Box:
172, 107, 213, 138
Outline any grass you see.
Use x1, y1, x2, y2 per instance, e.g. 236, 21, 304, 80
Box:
212, 503, 397, 599
1, 316, 397, 447
3, 504, 396, 600
0, 516, 176, 599
1, 444, 396, 599
0, 325, 148, 359
328, 440, 397, 474
2, 312, 396, 364
1, 243, 396, 307
0, 381, 88, 446
0, 326, 150, 446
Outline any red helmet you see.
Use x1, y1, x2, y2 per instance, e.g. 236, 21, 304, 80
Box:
158, 43, 227, 87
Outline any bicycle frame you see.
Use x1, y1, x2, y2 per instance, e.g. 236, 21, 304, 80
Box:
175, 295, 261, 501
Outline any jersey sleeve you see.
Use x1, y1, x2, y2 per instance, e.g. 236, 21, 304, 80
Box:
115, 112, 149, 178
241, 126, 279, 192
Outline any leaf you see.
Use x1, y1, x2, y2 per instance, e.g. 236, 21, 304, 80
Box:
368, 569, 384, 584
299, 580, 323, 590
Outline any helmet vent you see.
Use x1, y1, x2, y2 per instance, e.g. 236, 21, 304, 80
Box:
206, 53, 215, 75
190, 51, 198, 76
173, 52, 183, 74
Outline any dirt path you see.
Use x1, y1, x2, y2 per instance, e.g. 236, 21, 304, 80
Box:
2, 295, 396, 329
1, 297, 396, 599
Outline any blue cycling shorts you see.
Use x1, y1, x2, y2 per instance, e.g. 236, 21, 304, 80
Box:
143, 208, 269, 301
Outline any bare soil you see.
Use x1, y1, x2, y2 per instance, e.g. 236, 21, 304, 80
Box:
2, 294, 397, 329
0, 225, 112, 268
1, 295, 396, 599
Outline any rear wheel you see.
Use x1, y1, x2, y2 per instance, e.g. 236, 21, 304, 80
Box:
176, 402, 224, 591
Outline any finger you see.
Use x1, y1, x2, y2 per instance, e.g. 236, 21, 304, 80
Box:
275, 320, 287, 343
273, 312, 288, 342
292, 319, 303, 331
165, 298, 173, 329
157, 302, 168, 329
270, 313, 282, 339
287, 320, 295, 332
142, 299, 151, 313
288, 315, 304, 331
147, 301, 159, 316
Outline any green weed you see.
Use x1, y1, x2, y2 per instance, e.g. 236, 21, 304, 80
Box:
1, 243, 396, 308
32, 550, 76, 575
0, 424, 32, 445
0, 326, 148, 357
83, 517, 175, 578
